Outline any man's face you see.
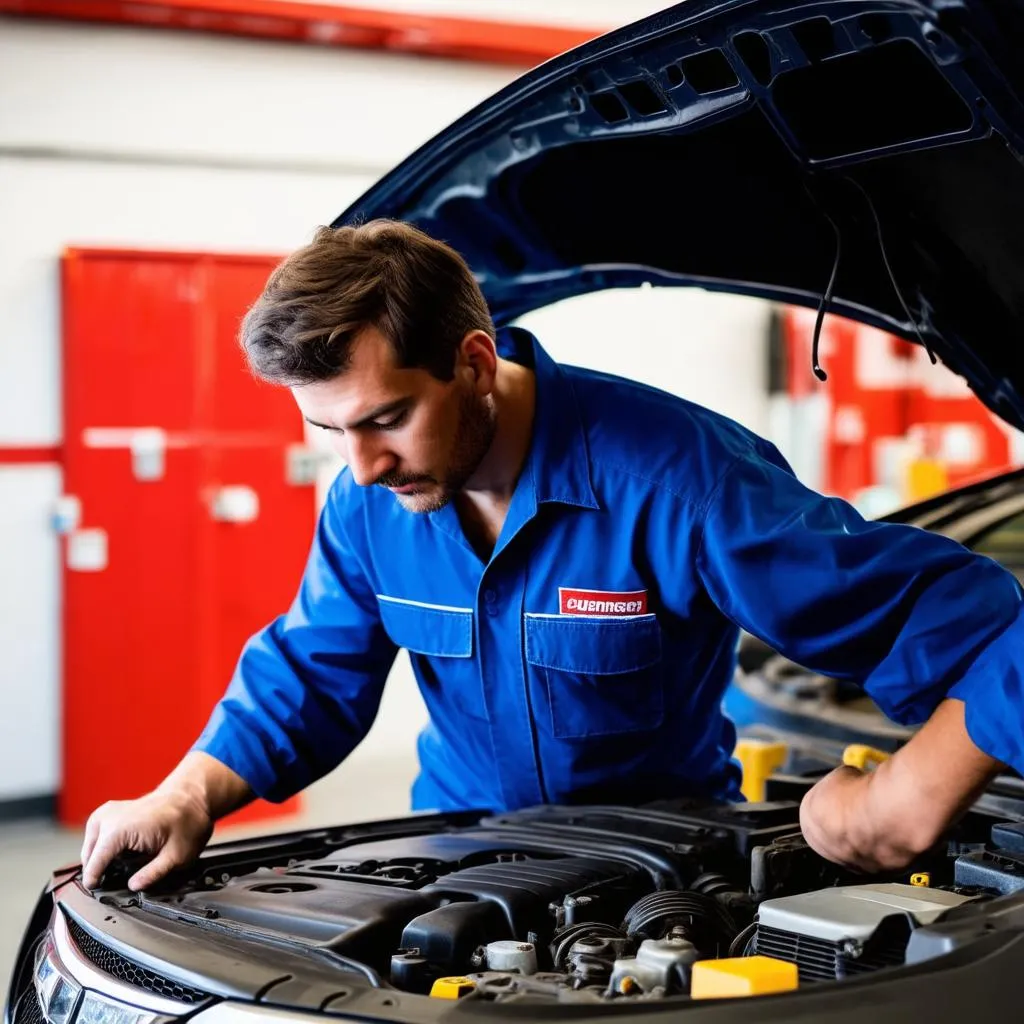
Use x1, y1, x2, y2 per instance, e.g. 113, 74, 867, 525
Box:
292, 326, 496, 513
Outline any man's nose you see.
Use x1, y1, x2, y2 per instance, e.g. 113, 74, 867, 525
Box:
343, 433, 397, 487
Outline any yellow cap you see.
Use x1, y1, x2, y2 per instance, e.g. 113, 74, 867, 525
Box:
910, 872, 931, 887
691, 956, 799, 1000
842, 744, 891, 772
430, 977, 476, 999
734, 739, 788, 802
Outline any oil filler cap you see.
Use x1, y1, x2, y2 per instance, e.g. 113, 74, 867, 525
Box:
430, 977, 476, 999
691, 956, 798, 999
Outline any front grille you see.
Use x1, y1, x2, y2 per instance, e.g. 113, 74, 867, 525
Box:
66, 918, 210, 1004
13, 988, 45, 1024
754, 924, 908, 983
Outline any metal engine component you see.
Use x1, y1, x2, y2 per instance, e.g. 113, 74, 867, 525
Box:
608, 937, 700, 995
485, 940, 538, 975
623, 890, 738, 956
549, 921, 634, 988
754, 883, 977, 982
757, 884, 974, 942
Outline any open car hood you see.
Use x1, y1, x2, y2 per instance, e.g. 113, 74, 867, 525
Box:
336, 0, 1024, 430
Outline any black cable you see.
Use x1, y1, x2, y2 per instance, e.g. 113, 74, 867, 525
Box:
845, 175, 936, 365
811, 208, 842, 383
728, 921, 758, 958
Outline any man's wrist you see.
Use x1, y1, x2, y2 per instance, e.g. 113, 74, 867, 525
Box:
157, 751, 251, 821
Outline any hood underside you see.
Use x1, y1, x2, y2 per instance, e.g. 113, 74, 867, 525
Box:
336, 0, 1024, 430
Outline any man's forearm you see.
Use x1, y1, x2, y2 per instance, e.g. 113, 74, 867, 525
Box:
157, 751, 255, 821
801, 699, 1004, 871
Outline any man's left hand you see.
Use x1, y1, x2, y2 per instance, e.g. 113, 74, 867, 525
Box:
799, 699, 1003, 872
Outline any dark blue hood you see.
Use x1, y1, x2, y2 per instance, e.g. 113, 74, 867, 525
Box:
335, 0, 1024, 430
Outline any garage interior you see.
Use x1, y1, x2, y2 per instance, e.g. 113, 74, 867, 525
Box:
3, 0, 1023, 1008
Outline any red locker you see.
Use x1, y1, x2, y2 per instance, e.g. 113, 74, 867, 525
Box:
60, 248, 316, 827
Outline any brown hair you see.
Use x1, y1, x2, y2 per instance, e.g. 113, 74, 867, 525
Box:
241, 220, 494, 385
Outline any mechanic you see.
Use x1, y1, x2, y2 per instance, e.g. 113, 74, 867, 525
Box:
82, 221, 1024, 891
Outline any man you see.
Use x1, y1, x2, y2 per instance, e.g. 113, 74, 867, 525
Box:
82, 221, 1024, 892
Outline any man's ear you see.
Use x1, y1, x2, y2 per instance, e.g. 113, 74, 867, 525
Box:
457, 330, 499, 393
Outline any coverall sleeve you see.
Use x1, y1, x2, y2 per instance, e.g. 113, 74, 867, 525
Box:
192, 483, 397, 802
695, 447, 1024, 773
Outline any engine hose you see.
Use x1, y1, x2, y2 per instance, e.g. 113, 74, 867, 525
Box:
622, 891, 739, 951
689, 873, 737, 898
550, 921, 628, 971
689, 873, 755, 923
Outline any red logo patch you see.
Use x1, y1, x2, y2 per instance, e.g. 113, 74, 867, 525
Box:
559, 587, 648, 616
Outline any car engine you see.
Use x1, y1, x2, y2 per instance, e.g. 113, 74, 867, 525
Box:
52, 796, 1020, 1006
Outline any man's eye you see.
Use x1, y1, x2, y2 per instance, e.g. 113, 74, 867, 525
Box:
374, 410, 409, 431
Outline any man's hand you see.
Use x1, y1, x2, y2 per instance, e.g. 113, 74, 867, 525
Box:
800, 699, 1003, 872
81, 788, 213, 891
80, 751, 253, 891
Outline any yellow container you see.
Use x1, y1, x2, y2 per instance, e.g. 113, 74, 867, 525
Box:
691, 955, 799, 999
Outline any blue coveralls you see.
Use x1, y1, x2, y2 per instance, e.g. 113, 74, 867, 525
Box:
195, 327, 1024, 811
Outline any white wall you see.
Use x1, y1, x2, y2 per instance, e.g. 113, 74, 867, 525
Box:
0, 467, 62, 799
518, 288, 771, 437
0, 14, 769, 807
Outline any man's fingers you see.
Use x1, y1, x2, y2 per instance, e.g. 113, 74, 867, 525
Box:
82, 832, 128, 890
127, 845, 186, 892
80, 814, 101, 868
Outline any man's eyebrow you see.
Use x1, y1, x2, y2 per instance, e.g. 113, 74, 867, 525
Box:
304, 398, 411, 433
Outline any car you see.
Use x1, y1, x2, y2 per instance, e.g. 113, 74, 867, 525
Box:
8, 0, 1024, 1020
726, 465, 1024, 767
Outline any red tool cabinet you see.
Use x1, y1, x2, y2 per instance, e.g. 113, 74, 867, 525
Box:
60, 248, 316, 827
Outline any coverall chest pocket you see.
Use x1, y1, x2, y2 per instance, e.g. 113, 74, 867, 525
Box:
524, 614, 664, 739
377, 596, 487, 721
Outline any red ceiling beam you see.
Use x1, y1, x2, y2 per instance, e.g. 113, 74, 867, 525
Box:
0, 445, 63, 464
0, 0, 604, 66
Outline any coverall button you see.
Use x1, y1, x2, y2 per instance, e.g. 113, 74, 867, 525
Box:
484, 589, 497, 603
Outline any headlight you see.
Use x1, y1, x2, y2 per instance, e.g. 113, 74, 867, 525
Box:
33, 938, 82, 1024
33, 936, 164, 1024
76, 992, 163, 1024
33, 941, 58, 1001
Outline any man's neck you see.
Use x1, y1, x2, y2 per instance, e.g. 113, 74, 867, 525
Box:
455, 356, 536, 560
462, 356, 536, 503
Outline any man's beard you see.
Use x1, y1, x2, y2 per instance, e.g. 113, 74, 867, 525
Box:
377, 388, 496, 513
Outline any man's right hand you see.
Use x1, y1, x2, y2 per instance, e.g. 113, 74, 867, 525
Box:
79, 751, 254, 891
80, 787, 213, 891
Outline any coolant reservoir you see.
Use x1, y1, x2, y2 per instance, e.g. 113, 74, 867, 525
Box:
485, 941, 538, 975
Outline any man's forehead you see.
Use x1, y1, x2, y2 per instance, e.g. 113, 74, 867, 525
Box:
349, 325, 401, 374
292, 332, 428, 427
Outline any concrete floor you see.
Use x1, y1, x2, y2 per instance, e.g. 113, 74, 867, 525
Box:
0, 751, 419, 1006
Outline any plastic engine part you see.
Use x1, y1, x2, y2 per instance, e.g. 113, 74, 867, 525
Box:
691, 956, 799, 999
955, 851, 1024, 895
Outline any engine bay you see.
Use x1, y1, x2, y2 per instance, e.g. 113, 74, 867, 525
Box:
79, 795, 1024, 1005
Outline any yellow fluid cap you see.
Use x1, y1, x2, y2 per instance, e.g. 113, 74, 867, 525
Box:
734, 739, 788, 802
910, 872, 931, 887
430, 977, 476, 999
691, 956, 799, 1000
842, 744, 891, 772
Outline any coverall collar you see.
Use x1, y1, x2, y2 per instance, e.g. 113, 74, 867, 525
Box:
427, 326, 599, 562
502, 326, 600, 513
